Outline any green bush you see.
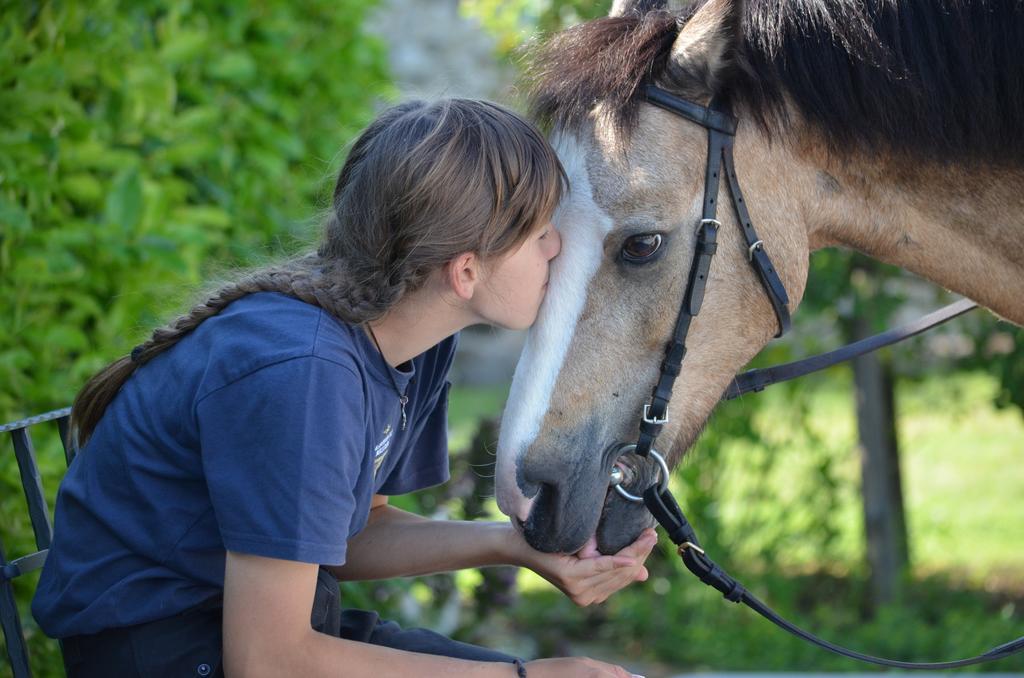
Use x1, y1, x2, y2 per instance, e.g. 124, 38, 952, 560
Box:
1, 1, 391, 674
0, 0, 392, 420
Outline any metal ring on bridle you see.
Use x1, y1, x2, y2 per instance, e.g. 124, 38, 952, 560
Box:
609, 446, 670, 503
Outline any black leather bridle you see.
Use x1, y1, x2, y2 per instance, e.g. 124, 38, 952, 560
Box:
632, 85, 791, 462
616, 83, 1023, 669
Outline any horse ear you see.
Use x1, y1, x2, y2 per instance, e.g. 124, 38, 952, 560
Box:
609, 0, 667, 18
667, 0, 742, 96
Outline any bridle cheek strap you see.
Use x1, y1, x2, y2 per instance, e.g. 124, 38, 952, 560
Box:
722, 141, 791, 336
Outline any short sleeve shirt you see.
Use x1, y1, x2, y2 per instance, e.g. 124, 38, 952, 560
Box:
32, 292, 456, 637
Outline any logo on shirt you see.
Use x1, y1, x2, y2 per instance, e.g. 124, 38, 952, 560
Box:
373, 424, 393, 476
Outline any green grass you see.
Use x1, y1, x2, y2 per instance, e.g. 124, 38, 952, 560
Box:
900, 376, 1024, 579
704, 371, 1024, 581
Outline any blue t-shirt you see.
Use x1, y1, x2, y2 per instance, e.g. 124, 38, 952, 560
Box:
32, 292, 455, 638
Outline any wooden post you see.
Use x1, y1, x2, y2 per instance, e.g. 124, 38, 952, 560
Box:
850, 304, 910, 609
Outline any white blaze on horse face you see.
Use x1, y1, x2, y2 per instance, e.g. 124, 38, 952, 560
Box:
496, 134, 615, 521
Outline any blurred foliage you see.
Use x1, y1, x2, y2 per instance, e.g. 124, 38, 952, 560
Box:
0, 0, 392, 422
461, 0, 608, 58
460, 0, 541, 56
2, 0, 391, 675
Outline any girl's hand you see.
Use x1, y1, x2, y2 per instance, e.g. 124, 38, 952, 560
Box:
525, 657, 643, 677
512, 527, 658, 606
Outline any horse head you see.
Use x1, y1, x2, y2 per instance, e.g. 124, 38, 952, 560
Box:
496, 0, 812, 554
496, 0, 1024, 555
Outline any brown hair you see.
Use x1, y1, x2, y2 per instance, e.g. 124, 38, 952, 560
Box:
71, 98, 567, 447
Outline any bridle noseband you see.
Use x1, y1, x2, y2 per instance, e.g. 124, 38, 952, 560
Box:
609, 84, 1022, 670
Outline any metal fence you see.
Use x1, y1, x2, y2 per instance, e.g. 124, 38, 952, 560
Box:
2, 408, 73, 678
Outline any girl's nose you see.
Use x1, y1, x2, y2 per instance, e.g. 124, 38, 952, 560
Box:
548, 229, 562, 259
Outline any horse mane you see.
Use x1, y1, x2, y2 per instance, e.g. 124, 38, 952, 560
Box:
528, 1, 1024, 164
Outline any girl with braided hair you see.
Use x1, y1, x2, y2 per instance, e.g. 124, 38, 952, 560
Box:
33, 99, 655, 678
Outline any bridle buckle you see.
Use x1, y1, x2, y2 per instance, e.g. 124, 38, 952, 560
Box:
748, 239, 764, 261
699, 218, 722, 233
642, 403, 669, 425
678, 541, 705, 556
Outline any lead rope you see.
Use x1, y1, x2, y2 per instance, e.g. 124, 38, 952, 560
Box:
642, 483, 1024, 669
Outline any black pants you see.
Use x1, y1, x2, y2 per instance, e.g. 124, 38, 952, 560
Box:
61, 569, 516, 677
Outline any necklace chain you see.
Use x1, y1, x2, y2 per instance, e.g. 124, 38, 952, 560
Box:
366, 325, 410, 431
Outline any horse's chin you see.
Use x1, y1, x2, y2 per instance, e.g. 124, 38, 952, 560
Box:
521, 480, 604, 554
595, 489, 657, 554
521, 488, 654, 555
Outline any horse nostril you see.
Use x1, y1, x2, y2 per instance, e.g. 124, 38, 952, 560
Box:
517, 475, 540, 499
517, 455, 567, 499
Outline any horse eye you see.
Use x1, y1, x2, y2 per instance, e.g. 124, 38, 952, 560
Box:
621, 233, 663, 263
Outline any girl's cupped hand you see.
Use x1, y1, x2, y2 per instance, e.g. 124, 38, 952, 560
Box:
512, 527, 658, 607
